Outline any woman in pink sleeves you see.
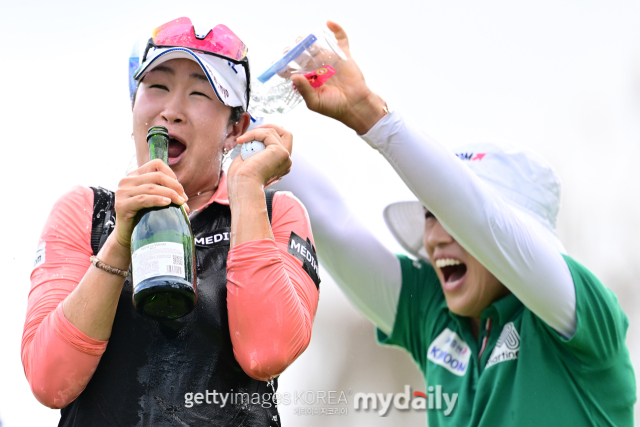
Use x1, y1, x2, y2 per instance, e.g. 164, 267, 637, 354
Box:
22, 17, 320, 427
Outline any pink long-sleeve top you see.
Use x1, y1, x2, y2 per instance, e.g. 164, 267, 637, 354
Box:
22, 175, 319, 408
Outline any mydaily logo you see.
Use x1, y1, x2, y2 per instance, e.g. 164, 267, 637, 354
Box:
428, 329, 470, 376
354, 385, 458, 416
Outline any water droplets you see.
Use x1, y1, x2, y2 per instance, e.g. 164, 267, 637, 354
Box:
267, 379, 278, 409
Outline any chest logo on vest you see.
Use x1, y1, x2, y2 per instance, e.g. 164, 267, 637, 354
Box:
195, 228, 231, 247
428, 328, 470, 376
288, 232, 320, 289
485, 322, 520, 369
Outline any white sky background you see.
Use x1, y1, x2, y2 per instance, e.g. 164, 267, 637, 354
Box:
1, 0, 640, 426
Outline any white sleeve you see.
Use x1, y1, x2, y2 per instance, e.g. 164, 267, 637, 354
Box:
361, 111, 577, 338
272, 154, 402, 336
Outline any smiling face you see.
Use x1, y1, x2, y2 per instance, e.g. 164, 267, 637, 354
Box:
132, 58, 246, 199
423, 210, 510, 318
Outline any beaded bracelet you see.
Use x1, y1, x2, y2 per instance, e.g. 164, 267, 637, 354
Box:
90, 256, 129, 278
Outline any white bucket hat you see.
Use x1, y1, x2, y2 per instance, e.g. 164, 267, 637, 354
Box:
384, 142, 566, 262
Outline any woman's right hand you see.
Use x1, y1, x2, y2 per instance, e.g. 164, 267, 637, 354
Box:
290, 21, 388, 135
113, 159, 189, 250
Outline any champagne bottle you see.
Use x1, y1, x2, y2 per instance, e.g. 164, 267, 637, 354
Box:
130, 126, 197, 319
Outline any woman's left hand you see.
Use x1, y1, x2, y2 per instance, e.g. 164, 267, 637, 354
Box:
227, 124, 293, 188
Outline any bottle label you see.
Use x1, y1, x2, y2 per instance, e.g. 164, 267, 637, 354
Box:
132, 242, 185, 287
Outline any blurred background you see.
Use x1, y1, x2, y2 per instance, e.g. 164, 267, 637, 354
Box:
1, 0, 639, 425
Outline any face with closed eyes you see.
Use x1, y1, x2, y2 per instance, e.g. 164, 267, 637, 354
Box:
132, 58, 245, 199
423, 210, 510, 318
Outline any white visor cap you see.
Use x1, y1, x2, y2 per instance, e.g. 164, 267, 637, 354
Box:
134, 47, 248, 110
384, 142, 566, 263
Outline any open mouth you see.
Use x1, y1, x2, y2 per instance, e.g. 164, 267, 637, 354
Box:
435, 258, 467, 289
168, 138, 186, 166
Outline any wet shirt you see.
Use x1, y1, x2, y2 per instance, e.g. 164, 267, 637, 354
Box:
22, 178, 320, 425
378, 255, 636, 426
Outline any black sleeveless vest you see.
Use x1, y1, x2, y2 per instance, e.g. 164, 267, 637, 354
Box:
59, 188, 280, 427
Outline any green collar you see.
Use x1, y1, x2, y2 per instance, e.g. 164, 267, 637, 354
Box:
447, 293, 524, 329
481, 293, 523, 326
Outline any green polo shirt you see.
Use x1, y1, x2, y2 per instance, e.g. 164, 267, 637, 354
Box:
378, 255, 636, 426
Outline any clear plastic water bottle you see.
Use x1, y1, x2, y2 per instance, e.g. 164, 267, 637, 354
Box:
248, 29, 347, 116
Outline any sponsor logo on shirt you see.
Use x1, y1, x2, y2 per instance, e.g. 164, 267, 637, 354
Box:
455, 152, 486, 161
287, 232, 320, 289
195, 228, 230, 247
485, 322, 520, 369
33, 242, 46, 269
427, 328, 470, 376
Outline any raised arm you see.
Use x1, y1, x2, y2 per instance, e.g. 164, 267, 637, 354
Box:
226, 125, 316, 380
292, 22, 576, 338
360, 112, 576, 337
272, 153, 402, 336
226, 190, 320, 380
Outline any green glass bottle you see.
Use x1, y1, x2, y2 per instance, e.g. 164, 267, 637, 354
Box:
130, 126, 197, 319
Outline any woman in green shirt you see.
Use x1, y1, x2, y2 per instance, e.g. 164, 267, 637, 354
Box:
275, 22, 636, 426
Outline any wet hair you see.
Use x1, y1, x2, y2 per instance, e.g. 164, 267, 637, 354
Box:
131, 84, 245, 126
228, 106, 244, 126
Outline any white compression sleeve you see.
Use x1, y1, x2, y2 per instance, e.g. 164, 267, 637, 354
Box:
361, 111, 577, 338
272, 154, 402, 336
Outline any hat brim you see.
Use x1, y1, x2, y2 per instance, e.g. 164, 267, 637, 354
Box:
383, 200, 566, 263
134, 47, 246, 110
383, 201, 430, 262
